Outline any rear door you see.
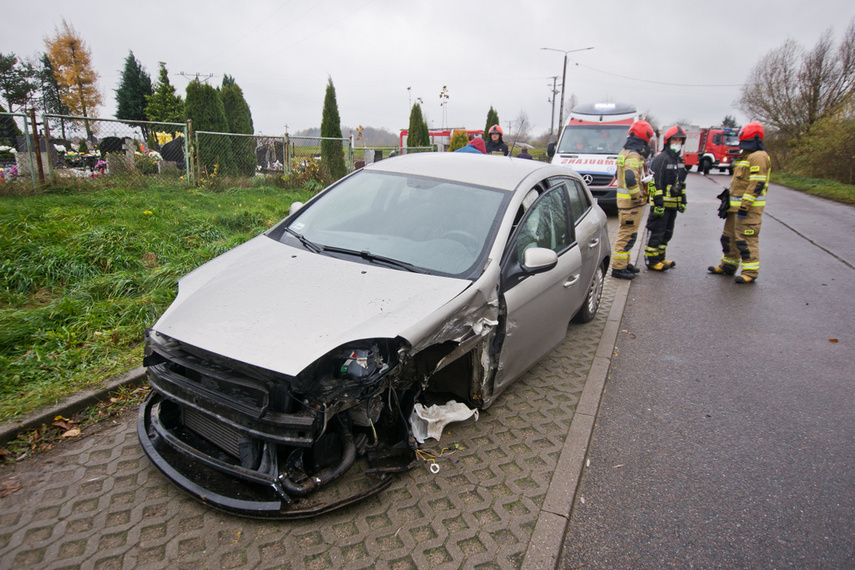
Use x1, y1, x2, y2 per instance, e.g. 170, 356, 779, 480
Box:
494, 182, 582, 390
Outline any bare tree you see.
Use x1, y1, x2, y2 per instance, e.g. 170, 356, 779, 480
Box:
511, 110, 530, 142
739, 19, 855, 138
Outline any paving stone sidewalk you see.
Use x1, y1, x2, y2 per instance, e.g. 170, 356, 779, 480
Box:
0, 224, 630, 570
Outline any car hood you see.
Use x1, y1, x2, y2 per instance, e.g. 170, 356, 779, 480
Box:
152, 235, 473, 376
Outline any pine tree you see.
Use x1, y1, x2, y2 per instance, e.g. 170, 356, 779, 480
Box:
320, 77, 346, 180
37, 53, 71, 139
115, 51, 153, 139
483, 107, 500, 140
185, 79, 231, 175
220, 74, 255, 176
407, 103, 430, 148
44, 19, 102, 138
0, 53, 37, 114
145, 63, 184, 136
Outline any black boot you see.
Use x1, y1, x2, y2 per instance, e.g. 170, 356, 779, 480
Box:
626, 263, 641, 274
611, 268, 636, 280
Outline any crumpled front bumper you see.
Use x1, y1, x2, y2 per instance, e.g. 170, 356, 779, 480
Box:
138, 390, 399, 519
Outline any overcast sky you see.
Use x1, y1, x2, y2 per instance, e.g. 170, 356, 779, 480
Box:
4, 1, 855, 139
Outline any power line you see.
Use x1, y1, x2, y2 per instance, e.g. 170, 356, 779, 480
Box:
568, 59, 744, 88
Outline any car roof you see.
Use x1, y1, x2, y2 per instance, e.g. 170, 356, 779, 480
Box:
364, 152, 579, 192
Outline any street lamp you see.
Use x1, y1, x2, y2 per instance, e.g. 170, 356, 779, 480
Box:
541, 46, 594, 139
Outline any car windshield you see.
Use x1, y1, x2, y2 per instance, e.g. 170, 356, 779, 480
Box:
556, 125, 628, 155
724, 133, 740, 147
280, 170, 509, 277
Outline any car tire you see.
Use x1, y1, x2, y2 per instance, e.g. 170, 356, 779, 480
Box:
701, 159, 711, 175
573, 262, 605, 323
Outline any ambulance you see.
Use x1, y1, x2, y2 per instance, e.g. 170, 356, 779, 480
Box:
548, 102, 641, 210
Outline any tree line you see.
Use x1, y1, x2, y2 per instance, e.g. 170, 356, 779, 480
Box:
738, 18, 855, 185
0, 19, 258, 177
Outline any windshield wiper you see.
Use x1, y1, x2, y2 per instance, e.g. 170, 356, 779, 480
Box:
284, 228, 322, 253
322, 245, 426, 273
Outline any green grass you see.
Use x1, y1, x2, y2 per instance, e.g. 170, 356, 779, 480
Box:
773, 172, 855, 205
0, 182, 314, 422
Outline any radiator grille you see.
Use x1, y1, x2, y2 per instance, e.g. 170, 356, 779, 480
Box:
182, 407, 242, 459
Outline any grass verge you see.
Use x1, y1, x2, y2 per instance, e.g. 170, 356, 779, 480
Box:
773, 172, 855, 205
0, 181, 314, 424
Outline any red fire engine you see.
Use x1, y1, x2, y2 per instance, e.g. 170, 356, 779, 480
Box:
683, 127, 741, 174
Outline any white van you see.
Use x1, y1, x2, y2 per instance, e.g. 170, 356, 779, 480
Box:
548, 102, 640, 211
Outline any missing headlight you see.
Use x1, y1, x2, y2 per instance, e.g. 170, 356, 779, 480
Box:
338, 346, 381, 380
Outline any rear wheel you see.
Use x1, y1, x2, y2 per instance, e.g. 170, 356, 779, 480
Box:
573, 262, 605, 323
701, 159, 711, 175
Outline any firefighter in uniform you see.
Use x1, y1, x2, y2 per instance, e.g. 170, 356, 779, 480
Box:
611, 120, 655, 280
645, 125, 688, 271
708, 121, 771, 283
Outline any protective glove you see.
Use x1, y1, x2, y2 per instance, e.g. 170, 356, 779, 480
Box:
653, 206, 665, 217
678, 203, 687, 213
653, 195, 664, 209
737, 207, 748, 218
641, 173, 654, 185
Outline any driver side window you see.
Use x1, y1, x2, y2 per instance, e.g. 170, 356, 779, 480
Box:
515, 185, 571, 263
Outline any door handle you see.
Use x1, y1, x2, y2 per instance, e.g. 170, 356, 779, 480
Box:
588, 238, 599, 249
564, 274, 580, 287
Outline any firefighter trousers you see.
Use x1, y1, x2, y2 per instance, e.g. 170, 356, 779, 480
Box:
645, 208, 677, 266
612, 206, 643, 270
718, 211, 762, 278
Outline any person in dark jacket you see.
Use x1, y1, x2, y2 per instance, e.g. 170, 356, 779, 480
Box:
645, 125, 688, 271
484, 124, 509, 156
517, 148, 533, 159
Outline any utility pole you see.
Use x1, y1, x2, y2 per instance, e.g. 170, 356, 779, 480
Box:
540, 47, 594, 137
179, 72, 215, 83
547, 76, 559, 138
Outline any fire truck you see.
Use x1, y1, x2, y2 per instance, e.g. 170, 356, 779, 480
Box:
684, 127, 741, 174
547, 102, 640, 210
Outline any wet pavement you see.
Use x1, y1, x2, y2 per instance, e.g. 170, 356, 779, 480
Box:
562, 173, 855, 568
0, 219, 628, 569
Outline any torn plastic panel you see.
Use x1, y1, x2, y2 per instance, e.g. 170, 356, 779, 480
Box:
141, 330, 420, 518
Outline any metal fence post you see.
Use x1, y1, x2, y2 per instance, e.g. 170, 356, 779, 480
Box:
185, 120, 192, 186
42, 116, 55, 184
285, 134, 291, 179
21, 114, 37, 190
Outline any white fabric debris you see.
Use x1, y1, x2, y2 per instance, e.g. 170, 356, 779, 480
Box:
410, 400, 479, 443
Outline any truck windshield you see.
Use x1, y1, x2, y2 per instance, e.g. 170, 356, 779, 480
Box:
724, 133, 740, 147
556, 125, 628, 155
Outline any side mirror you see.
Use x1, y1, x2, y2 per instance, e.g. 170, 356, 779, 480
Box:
289, 201, 304, 216
522, 247, 558, 273
547, 142, 556, 157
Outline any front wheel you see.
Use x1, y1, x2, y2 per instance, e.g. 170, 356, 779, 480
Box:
573, 262, 605, 323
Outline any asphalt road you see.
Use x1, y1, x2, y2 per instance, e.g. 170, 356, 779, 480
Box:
562, 172, 855, 568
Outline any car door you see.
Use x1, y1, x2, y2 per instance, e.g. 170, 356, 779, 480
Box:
494, 182, 583, 391
564, 177, 604, 295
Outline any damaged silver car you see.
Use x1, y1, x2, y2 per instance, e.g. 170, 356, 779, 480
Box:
138, 152, 611, 518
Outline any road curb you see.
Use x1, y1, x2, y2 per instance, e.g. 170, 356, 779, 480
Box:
0, 366, 147, 448
522, 217, 643, 569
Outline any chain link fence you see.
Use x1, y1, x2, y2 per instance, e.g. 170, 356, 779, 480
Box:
2, 111, 442, 194
0, 111, 38, 191
40, 114, 189, 187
